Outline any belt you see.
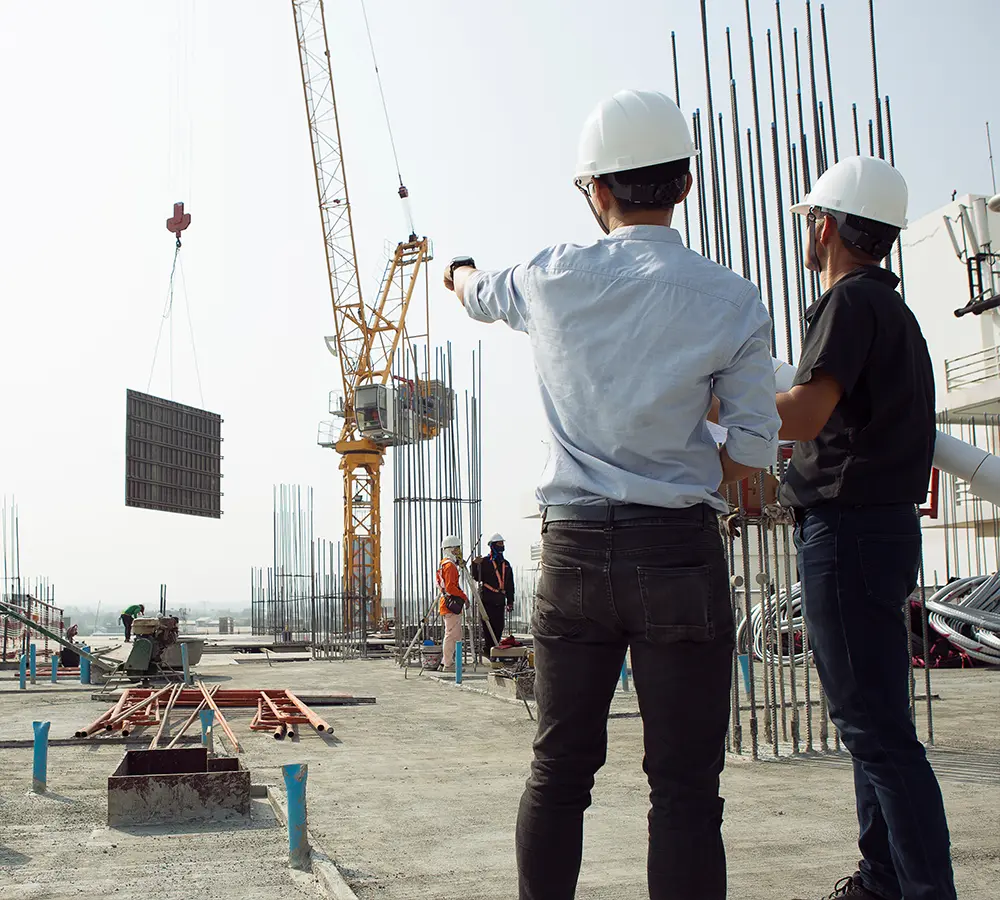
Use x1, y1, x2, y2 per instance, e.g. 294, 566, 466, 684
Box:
542, 503, 712, 525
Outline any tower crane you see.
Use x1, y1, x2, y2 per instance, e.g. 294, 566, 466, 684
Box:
292, 0, 451, 628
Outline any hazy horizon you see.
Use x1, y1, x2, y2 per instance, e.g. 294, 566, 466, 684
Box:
2, 0, 997, 613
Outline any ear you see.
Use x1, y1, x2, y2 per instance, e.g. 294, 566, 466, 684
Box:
818, 214, 838, 246
677, 171, 694, 203
591, 177, 616, 215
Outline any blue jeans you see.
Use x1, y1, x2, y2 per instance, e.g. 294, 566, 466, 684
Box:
516, 506, 734, 900
795, 505, 956, 900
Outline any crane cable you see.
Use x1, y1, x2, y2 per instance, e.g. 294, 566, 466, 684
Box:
146, 2, 205, 408
360, 0, 403, 189
146, 242, 182, 397
359, 0, 415, 234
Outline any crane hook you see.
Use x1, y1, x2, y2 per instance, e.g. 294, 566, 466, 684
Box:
166, 201, 192, 249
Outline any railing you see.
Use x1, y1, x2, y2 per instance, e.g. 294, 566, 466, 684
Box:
316, 420, 338, 448
945, 346, 1000, 391
2, 592, 64, 662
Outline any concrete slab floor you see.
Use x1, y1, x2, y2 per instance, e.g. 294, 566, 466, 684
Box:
0, 659, 997, 899
0, 773, 321, 900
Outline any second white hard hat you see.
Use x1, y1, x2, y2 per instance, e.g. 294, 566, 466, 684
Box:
488, 533, 505, 544
441, 535, 461, 551
575, 90, 698, 180
790, 155, 908, 228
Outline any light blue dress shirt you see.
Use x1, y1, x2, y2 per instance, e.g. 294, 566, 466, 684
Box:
463, 224, 780, 513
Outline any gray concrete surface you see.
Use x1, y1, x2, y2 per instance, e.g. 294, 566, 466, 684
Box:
0, 770, 320, 900
0, 659, 997, 899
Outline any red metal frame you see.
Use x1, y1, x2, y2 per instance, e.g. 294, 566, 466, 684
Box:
919, 468, 940, 519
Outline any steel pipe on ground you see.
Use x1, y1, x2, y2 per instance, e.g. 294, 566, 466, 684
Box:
166, 687, 219, 749
198, 683, 242, 753
284, 690, 331, 734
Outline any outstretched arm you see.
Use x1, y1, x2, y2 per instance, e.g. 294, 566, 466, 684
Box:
444, 258, 531, 334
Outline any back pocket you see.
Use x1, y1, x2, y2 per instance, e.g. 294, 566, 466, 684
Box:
637, 565, 714, 644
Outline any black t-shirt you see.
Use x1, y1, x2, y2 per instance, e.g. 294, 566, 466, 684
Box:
779, 266, 935, 509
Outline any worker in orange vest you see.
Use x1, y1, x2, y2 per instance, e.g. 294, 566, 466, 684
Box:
436, 535, 468, 673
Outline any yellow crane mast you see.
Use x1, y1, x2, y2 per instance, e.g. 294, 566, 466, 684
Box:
292, 0, 448, 628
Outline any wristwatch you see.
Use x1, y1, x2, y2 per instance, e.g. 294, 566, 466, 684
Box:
447, 256, 476, 281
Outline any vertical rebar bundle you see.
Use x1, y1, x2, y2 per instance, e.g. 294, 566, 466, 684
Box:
1, 499, 62, 663
683, 0, 951, 756
250, 486, 315, 644
390, 342, 483, 663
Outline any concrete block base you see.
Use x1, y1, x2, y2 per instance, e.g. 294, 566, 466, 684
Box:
108, 748, 251, 827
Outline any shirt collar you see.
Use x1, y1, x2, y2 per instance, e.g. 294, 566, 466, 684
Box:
805, 265, 901, 320
603, 224, 683, 245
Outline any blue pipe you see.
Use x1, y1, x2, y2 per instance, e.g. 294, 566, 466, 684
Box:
455, 640, 463, 684
282, 763, 310, 869
181, 642, 191, 685
80, 646, 91, 685
19, 654, 26, 690
737, 654, 752, 693
29, 643, 36, 685
620, 659, 630, 692
32, 721, 50, 793
51, 655, 58, 684
199, 708, 215, 754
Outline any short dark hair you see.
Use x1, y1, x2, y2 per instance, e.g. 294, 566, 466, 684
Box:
820, 208, 899, 262
600, 158, 690, 212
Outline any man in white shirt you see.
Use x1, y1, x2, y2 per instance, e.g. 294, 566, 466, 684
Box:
444, 90, 779, 900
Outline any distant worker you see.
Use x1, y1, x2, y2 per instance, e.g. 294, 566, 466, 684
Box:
60, 624, 80, 668
471, 533, 515, 659
120, 603, 144, 643
444, 90, 779, 900
778, 157, 955, 900
436, 535, 468, 673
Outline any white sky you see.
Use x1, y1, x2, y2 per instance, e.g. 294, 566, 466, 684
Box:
1, 0, 998, 613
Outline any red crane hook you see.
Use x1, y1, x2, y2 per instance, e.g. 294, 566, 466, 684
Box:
166, 202, 192, 248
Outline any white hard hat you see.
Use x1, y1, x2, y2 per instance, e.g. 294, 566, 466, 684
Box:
488, 533, 505, 544
574, 90, 698, 180
441, 535, 461, 551
790, 156, 908, 228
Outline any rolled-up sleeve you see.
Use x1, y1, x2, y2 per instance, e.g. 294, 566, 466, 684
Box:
714, 288, 781, 467
463, 265, 531, 334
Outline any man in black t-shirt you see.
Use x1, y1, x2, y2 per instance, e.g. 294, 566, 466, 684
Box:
777, 157, 956, 900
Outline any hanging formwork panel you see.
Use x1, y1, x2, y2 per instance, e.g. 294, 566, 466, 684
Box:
124, 390, 223, 518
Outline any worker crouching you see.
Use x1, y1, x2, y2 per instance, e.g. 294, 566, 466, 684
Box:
436, 535, 468, 673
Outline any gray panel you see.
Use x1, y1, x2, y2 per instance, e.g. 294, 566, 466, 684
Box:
125, 390, 223, 518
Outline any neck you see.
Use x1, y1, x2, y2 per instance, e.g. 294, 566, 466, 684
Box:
820, 249, 870, 292
606, 208, 674, 232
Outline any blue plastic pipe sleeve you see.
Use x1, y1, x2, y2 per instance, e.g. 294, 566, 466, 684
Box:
32, 721, 50, 793
282, 763, 310, 870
